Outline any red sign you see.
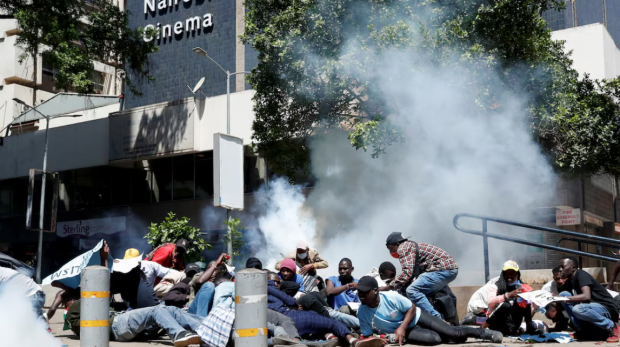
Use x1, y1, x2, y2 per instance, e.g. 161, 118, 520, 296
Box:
556, 208, 581, 226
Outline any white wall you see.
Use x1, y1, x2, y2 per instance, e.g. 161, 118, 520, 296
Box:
1, 20, 42, 86
0, 84, 55, 134
0, 118, 109, 180
553, 23, 620, 80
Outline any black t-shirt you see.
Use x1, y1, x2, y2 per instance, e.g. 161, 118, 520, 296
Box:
569, 269, 619, 321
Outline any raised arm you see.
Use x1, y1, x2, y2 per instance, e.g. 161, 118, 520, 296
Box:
195, 253, 227, 285
46, 290, 65, 320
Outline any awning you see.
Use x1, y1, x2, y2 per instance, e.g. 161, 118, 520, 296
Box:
13, 93, 119, 123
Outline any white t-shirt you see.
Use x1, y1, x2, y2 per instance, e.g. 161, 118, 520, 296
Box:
0, 267, 41, 296
467, 276, 499, 314
141, 260, 170, 286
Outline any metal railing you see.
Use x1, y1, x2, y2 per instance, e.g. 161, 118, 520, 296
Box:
556, 237, 620, 269
453, 213, 620, 282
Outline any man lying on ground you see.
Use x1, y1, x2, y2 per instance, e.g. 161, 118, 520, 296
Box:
145, 239, 189, 271
357, 276, 503, 345
66, 299, 202, 347
267, 273, 381, 347
558, 256, 620, 342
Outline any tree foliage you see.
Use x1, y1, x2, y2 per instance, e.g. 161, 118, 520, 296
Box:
222, 217, 245, 258
1, 0, 158, 96
242, 0, 568, 180
145, 212, 211, 262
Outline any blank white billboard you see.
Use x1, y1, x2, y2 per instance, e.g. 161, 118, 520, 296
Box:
213, 133, 244, 210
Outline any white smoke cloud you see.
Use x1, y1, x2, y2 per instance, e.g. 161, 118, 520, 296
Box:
251, 5, 557, 285
0, 286, 61, 346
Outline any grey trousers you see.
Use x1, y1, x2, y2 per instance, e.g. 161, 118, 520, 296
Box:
267, 309, 300, 339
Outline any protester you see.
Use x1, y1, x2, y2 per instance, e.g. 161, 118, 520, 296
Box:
557, 256, 620, 342
541, 266, 566, 295
357, 276, 503, 345
123, 248, 172, 286
267, 273, 378, 347
246, 257, 263, 270
460, 276, 499, 326
378, 262, 397, 285
326, 258, 360, 314
379, 232, 459, 319
276, 240, 329, 276
188, 253, 229, 317
0, 266, 46, 322
481, 260, 536, 335
145, 239, 190, 271
279, 258, 306, 295
45, 283, 80, 320
543, 302, 570, 333
66, 299, 203, 346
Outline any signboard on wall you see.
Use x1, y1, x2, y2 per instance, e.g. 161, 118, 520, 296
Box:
56, 217, 126, 238
213, 133, 244, 210
556, 208, 581, 226
109, 99, 196, 161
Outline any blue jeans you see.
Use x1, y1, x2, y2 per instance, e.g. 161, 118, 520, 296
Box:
326, 307, 360, 329
406, 269, 458, 318
112, 305, 203, 341
189, 282, 215, 317
559, 291, 614, 331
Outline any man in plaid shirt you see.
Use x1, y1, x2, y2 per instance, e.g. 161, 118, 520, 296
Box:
379, 232, 459, 318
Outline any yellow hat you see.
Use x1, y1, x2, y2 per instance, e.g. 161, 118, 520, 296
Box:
123, 248, 141, 260
502, 260, 519, 272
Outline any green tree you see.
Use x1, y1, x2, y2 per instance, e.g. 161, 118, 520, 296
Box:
145, 212, 211, 262
222, 217, 245, 258
1, 0, 158, 104
242, 0, 567, 180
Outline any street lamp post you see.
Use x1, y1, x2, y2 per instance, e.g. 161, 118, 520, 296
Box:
192, 47, 251, 263
12, 98, 81, 283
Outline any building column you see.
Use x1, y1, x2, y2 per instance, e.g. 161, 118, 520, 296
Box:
235, 0, 246, 92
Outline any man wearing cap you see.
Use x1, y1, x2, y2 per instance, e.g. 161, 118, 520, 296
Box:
276, 240, 329, 276
357, 276, 503, 345
380, 232, 458, 319
123, 248, 172, 287
279, 258, 306, 295
145, 239, 189, 271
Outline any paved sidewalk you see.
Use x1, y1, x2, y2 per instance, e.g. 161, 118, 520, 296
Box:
51, 312, 613, 347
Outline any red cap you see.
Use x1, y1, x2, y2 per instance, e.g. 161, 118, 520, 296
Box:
280, 259, 297, 272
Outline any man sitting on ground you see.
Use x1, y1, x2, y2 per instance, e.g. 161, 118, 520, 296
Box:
541, 266, 566, 295
460, 276, 499, 326
357, 276, 503, 345
557, 256, 620, 342
279, 259, 306, 296
276, 240, 329, 277
188, 253, 230, 317
66, 299, 202, 347
326, 258, 360, 315
379, 232, 459, 319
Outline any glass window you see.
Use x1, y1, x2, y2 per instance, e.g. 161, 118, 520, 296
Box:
150, 157, 172, 202
11, 178, 28, 216
58, 171, 74, 212
131, 169, 151, 204
110, 167, 131, 206
244, 155, 264, 193
195, 151, 214, 199
73, 168, 93, 210
173, 154, 195, 200
0, 183, 10, 217
92, 167, 111, 208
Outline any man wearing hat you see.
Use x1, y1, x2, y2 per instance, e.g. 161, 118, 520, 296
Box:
123, 248, 171, 287
357, 276, 502, 345
276, 240, 329, 276
145, 239, 190, 271
380, 232, 458, 319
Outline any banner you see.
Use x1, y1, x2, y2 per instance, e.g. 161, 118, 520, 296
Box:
42, 239, 111, 288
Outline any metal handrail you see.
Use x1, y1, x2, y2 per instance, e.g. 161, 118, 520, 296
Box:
453, 213, 620, 282
556, 238, 620, 268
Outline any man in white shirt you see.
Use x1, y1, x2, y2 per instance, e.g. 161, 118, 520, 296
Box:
123, 248, 171, 286
541, 266, 566, 296
0, 267, 45, 320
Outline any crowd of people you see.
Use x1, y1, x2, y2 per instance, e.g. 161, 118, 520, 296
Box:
3, 231, 620, 346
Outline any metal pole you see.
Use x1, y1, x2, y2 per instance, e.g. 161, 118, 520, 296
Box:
578, 241, 583, 269
234, 268, 268, 347
36, 115, 49, 283
227, 209, 233, 264
482, 219, 490, 283
80, 266, 110, 347
225, 71, 233, 263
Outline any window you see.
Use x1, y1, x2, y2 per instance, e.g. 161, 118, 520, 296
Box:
0, 183, 10, 217
173, 154, 194, 200
110, 167, 131, 206
92, 167, 111, 208
195, 151, 214, 199
131, 169, 151, 204
150, 157, 172, 202
73, 169, 93, 210
542, 8, 566, 31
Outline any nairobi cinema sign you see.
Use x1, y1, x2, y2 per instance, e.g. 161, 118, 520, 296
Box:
143, 0, 213, 42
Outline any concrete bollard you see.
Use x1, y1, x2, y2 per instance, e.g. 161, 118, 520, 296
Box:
80, 266, 110, 347
234, 268, 268, 347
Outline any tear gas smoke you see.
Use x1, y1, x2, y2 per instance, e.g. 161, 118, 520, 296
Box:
0, 286, 61, 346
251, 5, 557, 285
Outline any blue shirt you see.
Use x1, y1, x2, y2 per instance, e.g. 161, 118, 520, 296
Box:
358, 291, 421, 337
279, 273, 305, 293
267, 280, 297, 313
326, 275, 360, 310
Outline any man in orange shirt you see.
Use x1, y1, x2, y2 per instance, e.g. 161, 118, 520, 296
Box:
146, 239, 189, 271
